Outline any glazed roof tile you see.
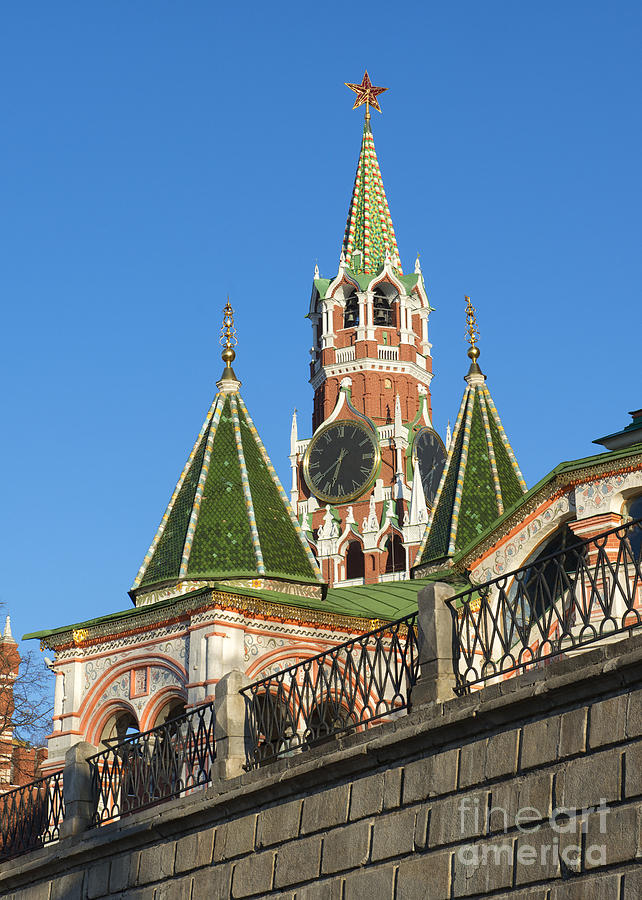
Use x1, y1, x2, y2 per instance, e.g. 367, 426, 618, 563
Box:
342, 121, 401, 275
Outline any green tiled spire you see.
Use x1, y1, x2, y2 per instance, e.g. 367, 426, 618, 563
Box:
131, 306, 324, 601
417, 302, 527, 565
342, 121, 402, 276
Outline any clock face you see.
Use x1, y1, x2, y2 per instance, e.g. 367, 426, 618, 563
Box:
303, 419, 380, 504
413, 427, 447, 508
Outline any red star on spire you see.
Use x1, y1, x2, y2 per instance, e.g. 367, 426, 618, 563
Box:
345, 71, 387, 116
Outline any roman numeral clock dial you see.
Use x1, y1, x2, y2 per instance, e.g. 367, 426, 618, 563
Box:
303, 420, 381, 505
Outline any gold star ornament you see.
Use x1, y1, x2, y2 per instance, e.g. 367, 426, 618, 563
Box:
345, 71, 387, 119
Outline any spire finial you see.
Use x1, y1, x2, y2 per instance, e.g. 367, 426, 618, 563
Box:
345, 71, 387, 125
465, 295, 480, 362
217, 298, 240, 389
220, 297, 237, 367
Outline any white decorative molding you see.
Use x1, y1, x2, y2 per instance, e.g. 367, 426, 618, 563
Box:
574, 472, 640, 518
472, 495, 573, 583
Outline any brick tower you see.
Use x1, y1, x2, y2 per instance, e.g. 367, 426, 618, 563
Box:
289, 73, 446, 587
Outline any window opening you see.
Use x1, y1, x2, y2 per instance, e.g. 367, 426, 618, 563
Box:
346, 541, 365, 580
344, 293, 359, 328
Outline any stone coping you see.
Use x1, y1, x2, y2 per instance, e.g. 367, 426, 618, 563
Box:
3, 631, 642, 892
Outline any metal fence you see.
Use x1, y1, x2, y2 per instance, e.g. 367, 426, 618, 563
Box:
0, 771, 64, 860
241, 613, 419, 768
449, 518, 642, 692
89, 701, 216, 825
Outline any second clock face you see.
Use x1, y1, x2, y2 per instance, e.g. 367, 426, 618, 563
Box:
414, 427, 447, 508
303, 419, 380, 504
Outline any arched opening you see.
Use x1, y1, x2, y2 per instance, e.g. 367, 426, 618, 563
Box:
344, 291, 359, 328
373, 293, 393, 326
98, 709, 142, 815
507, 524, 585, 642
346, 541, 365, 580
384, 534, 405, 573
305, 696, 355, 747
249, 691, 294, 766
627, 495, 642, 560
100, 709, 139, 747
153, 698, 187, 729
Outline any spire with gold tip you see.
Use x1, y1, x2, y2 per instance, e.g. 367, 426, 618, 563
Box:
416, 297, 527, 567
131, 301, 323, 603
341, 71, 401, 275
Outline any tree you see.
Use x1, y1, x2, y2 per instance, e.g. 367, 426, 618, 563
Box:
0, 616, 53, 787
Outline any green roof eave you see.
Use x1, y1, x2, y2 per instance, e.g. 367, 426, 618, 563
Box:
398, 274, 419, 290
24, 575, 457, 646
23, 586, 216, 643
450, 441, 642, 566
594, 419, 642, 447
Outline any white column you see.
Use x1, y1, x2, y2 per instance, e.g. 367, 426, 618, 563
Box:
365, 293, 375, 340
356, 292, 367, 341
53, 671, 65, 732
399, 295, 412, 343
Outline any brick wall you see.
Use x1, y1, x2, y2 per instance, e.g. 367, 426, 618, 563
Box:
3, 636, 642, 899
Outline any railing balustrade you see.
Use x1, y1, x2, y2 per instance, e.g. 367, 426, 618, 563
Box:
449, 518, 642, 692
240, 613, 419, 768
5, 518, 642, 861
0, 771, 64, 861
89, 701, 215, 825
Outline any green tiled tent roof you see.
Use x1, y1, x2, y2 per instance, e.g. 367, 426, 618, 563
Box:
342, 120, 401, 275
417, 366, 527, 565
132, 387, 323, 597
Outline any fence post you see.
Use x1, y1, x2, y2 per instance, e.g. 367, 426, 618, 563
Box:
411, 582, 457, 706
59, 741, 97, 839
214, 669, 250, 780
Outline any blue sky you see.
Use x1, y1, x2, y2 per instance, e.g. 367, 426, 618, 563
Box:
1, 2, 641, 651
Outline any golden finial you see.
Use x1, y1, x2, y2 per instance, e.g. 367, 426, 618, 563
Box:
220, 298, 237, 368
465, 295, 480, 361
345, 71, 387, 123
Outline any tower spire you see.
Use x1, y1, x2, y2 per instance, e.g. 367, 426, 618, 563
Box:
132, 298, 323, 601
342, 73, 401, 275
416, 298, 527, 567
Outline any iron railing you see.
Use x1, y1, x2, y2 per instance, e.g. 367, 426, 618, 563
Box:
449, 518, 642, 692
241, 613, 419, 768
0, 771, 64, 860
89, 701, 215, 824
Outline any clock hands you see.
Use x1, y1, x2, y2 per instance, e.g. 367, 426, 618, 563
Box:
330, 448, 347, 485
316, 449, 347, 482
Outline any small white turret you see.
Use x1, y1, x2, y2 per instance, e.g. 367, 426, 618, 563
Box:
409, 459, 428, 526
290, 409, 298, 455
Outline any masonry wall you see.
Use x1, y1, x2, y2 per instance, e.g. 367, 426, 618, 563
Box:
3, 636, 642, 899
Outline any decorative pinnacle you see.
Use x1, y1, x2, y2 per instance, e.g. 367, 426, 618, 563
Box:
345, 71, 387, 123
220, 298, 238, 368
465, 295, 480, 361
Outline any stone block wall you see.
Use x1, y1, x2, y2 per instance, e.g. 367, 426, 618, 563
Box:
3, 636, 642, 899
